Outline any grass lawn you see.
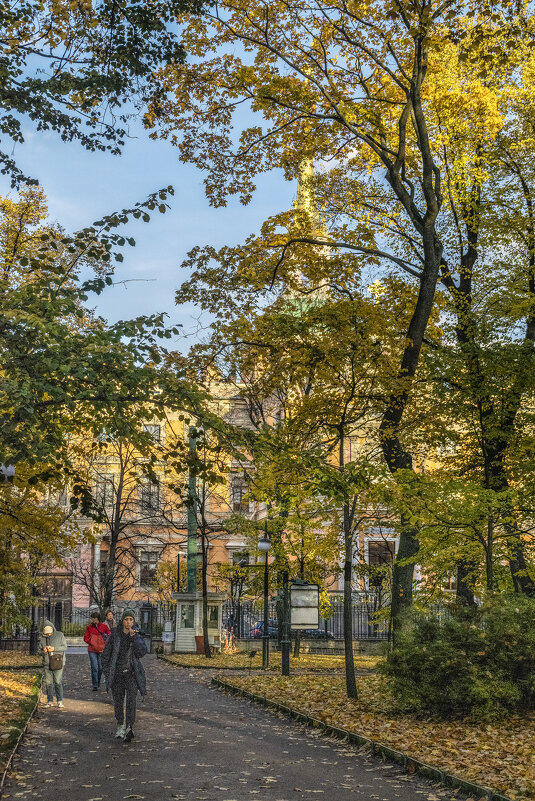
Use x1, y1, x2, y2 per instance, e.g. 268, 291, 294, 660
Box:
0, 669, 41, 771
161, 652, 380, 672
222, 673, 534, 801
0, 652, 41, 670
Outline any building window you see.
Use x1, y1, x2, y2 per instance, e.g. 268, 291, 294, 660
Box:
367, 540, 396, 566
38, 575, 73, 598
232, 550, 249, 567
140, 478, 160, 511
143, 424, 161, 442
365, 538, 396, 592
138, 550, 159, 586
230, 475, 249, 513
95, 473, 114, 508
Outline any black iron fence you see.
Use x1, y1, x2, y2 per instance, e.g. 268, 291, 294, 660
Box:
0, 595, 393, 649
225, 598, 391, 640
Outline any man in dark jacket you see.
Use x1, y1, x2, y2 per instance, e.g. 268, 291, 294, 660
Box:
102, 608, 148, 742
38, 620, 67, 708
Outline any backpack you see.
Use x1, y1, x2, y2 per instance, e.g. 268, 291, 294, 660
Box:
88, 624, 107, 653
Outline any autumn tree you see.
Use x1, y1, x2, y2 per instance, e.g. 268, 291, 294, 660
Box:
69, 430, 184, 615
0, 465, 86, 630
149, 0, 530, 629
183, 259, 405, 693
0, 0, 204, 185
0, 189, 203, 617
0, 186, 204, 475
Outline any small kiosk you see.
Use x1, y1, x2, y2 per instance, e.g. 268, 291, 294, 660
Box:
172, 591, 226, 653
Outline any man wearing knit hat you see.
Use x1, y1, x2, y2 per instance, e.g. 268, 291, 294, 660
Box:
102, 608, 148, 741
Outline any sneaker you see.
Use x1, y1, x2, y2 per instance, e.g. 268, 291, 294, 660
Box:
115, 724, 126, 739
92, 687, 98, 692
57, 701, 65, 709
124, 726, 134, 742
40, 701, 51, 708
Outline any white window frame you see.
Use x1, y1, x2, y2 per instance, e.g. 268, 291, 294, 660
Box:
139, 477, 161, 512
136, 547, 162, 588
229, 474, 251, 514
143, 423, 162, 442
95, 473, 115, 508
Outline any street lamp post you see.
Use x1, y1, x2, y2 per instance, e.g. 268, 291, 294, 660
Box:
29, 585, 39, 656
257, 525, 272, 670
281, 570, 291, 676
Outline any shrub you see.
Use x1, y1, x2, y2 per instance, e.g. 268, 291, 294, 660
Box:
62, 623, 86, 637
382, 595, 535, 720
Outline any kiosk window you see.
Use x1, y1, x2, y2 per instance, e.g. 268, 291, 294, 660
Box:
208, 605, 218, 627
180, 604, 194, 629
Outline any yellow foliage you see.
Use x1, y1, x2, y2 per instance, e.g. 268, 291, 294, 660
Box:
163, 652, 380, 671
0, 669, 40, 762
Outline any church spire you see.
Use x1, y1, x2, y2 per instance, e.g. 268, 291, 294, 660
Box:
283, 156, 329, 302
294, 156, 321, 234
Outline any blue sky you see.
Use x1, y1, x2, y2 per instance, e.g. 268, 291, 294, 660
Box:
1, 118, 294, 349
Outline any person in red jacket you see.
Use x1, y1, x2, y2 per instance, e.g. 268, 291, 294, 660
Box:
84, 612, 110, 691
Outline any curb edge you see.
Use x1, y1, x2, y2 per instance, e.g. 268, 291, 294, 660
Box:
211, 676, 512, 801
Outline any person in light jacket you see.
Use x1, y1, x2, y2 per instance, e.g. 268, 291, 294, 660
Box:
38, 620, 67, 708
102, 608, 147, 742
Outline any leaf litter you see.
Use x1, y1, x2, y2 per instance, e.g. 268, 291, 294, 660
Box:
227, 673, 534, 800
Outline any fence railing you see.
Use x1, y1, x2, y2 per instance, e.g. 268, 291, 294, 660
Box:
224, 598, 391, 640
0, 595, 393, 649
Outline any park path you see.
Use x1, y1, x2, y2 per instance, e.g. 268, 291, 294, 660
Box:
2, 654, 454, 801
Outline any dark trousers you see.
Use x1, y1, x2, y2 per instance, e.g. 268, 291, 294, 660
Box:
89, 651, 103, 689
111, 671, 138, 728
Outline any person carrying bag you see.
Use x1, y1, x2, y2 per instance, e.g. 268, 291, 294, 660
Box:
84, 612, 110, 691
38, 620, 67, 709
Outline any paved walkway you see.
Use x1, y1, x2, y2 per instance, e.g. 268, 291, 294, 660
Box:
2, 655, 454, 801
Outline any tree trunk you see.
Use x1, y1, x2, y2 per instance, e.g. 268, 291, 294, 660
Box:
379, 223, 443, 633
486, 519, 494, 593
343, 502, 357, 699
487, 449, 535, 596
456, 559, 477, 606
390, 514, 420, 634
445, 190, 535, 597
505, 518, 534, 595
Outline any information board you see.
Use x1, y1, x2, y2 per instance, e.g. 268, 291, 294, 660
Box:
290, 584, 319, 629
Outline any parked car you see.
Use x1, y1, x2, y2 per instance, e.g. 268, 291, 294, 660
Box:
293, 627, 333, 639
249, 621, 333, 639
248, 619, 278, 638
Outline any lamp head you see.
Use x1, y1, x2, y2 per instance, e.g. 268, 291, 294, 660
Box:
258, 536, 271, 553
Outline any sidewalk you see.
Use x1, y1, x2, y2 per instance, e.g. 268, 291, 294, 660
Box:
2, 655, 457, 801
